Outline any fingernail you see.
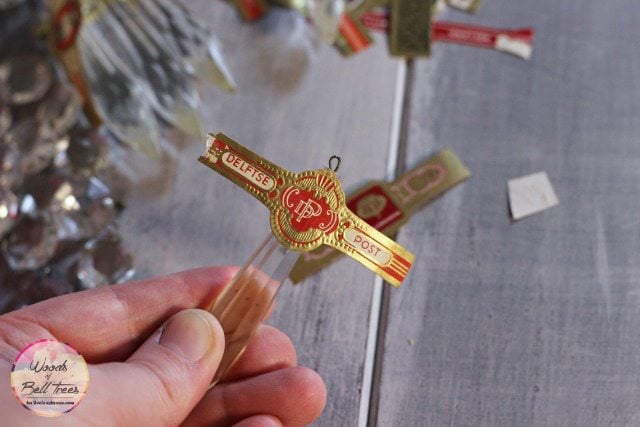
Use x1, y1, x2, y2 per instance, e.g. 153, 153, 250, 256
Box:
159, 309, 213, 363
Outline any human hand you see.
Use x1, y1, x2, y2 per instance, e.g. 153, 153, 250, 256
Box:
0, 266, 326, 426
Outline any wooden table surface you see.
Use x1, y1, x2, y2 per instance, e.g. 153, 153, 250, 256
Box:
119, 1, 640, 425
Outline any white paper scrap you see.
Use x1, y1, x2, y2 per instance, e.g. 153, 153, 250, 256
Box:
508, 171, 558, 220
495, 35, 533, 60
447, 0, 475, 10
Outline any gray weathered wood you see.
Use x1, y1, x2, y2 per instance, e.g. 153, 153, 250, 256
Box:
377, 1, 640, 426
117, 2, 400, 424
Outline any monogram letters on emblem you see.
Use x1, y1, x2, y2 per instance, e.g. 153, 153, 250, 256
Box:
281, 187, 338, 234
293, 198, 322, 222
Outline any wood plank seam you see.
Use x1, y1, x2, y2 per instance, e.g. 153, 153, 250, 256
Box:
368, 59, 416, 427
357, 59, 415, 427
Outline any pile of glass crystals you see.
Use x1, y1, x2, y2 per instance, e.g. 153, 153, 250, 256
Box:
0, 50, 135, 314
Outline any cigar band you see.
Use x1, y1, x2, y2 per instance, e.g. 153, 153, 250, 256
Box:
432, 22, 533, 60
334, 12, 374, 56
52, 0, 82, 50
199, 133, 415, 287
49, 0, 103, 126
232, 0, 269, 21
289, 149, 469, 283
359, 8, 389, 33
358, 13, 533, 60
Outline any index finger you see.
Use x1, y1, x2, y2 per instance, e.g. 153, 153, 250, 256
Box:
0, 266, 237, 363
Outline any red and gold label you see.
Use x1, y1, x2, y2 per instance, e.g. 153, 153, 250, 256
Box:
52, 0, 82, 51
432, 22, 533, 59
48, 0, 103, 126
276, 173, 341, 244
199, 133, 415, 287
358, 10, 533, 60
290, 149, 470, 283
334, 12, 373, 57
232, 0, 269, 21
347, 184, 404, 231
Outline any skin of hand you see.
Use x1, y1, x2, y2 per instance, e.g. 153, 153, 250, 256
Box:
0, 266, 327, 426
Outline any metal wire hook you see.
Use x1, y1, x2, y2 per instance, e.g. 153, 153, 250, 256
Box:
328, 155, 341, 172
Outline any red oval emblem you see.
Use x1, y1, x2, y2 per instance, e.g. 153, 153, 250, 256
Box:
281, 187, 338, 234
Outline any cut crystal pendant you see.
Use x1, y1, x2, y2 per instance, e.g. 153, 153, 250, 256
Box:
22, 170, 117, 241
0, 187, 18, 237
36, 83, 82, 135
52, 176, 118, 241
100, 1, 203, 137
307, 0, 345, 43
4, 118, 61, 175
142, 0, 236, 91
3, 208, 58, 270
0, 54, 53, 105
0, 138, 21, 190
0, 103, 11, 138
69, 228, 134, 289
78, 24, 161, 157
56, 126, 108, 177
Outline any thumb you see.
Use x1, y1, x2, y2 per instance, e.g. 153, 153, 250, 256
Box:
74, 309, 224, 426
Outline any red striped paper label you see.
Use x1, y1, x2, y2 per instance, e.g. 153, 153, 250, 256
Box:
433, 21, 533, 49
340, 13, 371, 53
360, 8, 390, 32
360, 11, 533, 59
237, 0, 267, 21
